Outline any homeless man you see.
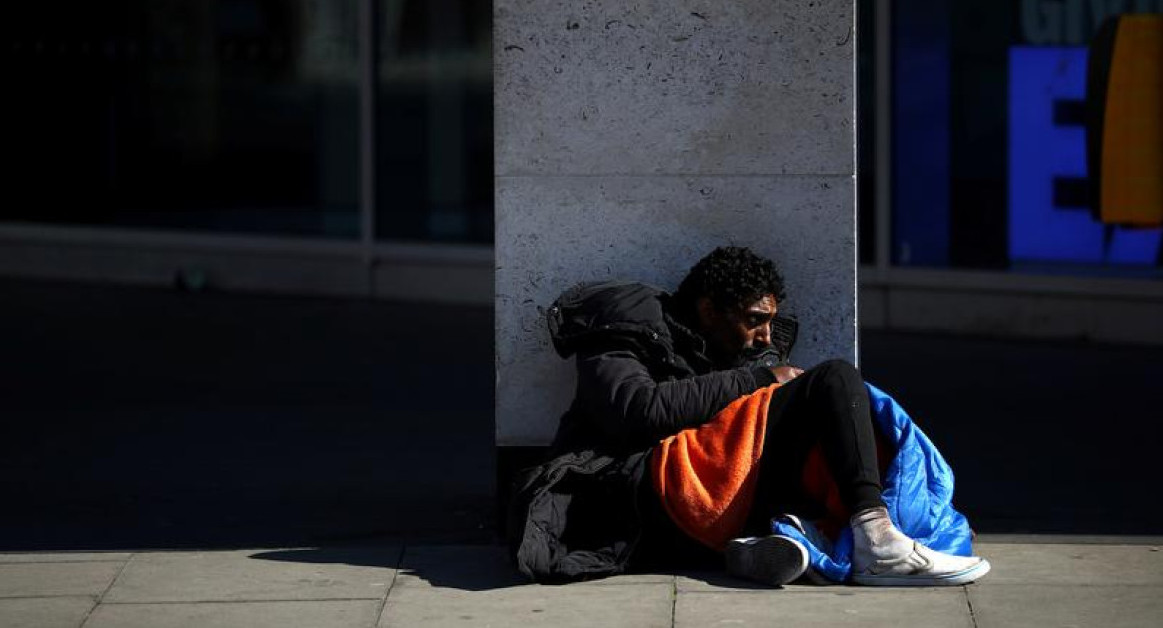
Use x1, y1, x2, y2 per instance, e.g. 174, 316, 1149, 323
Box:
509, 246, 991, 586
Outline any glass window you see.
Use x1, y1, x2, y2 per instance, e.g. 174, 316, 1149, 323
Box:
374, 0, 493, 244
2, 1, 361, 238
857, 0, 877, 265
884, 0, 1163, 276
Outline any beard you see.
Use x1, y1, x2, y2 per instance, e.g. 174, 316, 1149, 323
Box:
735, 344, 781, 369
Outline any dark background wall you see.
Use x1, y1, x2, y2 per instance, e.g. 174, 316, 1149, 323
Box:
0, 279, 495, 550
2, 277, 1160, 551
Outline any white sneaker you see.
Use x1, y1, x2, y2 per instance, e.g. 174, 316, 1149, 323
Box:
725, 535, 809, 586
850, 541, 991, 586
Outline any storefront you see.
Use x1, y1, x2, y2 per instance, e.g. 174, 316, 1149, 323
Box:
859, 0, 1163, 344
0, 0, 492, 303
2, 1, 1161, 340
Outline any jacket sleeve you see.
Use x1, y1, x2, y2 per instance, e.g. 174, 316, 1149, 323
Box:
576, 346, 776, 448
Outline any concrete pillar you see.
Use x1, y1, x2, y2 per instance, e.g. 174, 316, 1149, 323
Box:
495, 0, 856, 446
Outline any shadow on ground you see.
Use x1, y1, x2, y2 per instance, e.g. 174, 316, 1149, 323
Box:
247, 544, 795, 592
0, 279, 494, 551
1, 278, 1160, 552
251, 546, 527, 591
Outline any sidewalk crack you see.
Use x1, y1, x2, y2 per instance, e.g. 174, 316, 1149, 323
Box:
372, 545, 407, 627
963, 585, 979, 628
79, 552, 136, 628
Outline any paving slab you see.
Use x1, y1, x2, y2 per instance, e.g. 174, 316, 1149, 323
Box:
969, 584, 1163, 628
103, 548, 399, 603
975, 542, 1163, 585
380, 581, 674, 628
86, 600, 382, 628
676, 588, 973, 628
976, 535, 1163, 545
0, 562, 122, 598
0, 596, 95, 628
393, 545, 525, 590
571, 572, 675, 586
0, 553, 132, 564
395, 545, 671, 590
676, 570, 820, 593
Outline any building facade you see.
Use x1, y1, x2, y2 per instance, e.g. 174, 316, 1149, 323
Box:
2, 1, 1160, 345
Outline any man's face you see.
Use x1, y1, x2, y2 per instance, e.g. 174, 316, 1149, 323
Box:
696, 293, 778, 367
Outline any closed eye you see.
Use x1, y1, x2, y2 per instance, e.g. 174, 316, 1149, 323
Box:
747, 316, 772, 328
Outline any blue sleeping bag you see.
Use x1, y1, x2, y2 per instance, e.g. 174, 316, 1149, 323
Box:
770, 383, 975, 583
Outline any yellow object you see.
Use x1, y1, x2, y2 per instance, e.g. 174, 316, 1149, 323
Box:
1099, 15, 1163, 226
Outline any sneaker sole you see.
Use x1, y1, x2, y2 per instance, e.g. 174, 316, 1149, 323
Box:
850, 557, 991, 587
726, 535, 810, 586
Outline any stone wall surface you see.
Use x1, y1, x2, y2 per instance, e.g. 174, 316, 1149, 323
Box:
495, 0, 856, 446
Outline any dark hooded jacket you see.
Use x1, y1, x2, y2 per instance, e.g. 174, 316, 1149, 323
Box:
509, 281, 777, 582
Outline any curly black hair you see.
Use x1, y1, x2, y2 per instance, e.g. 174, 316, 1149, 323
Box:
674, 246, 786, 313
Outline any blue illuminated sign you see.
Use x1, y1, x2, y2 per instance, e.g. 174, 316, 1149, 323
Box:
1008, 46, 1160, 266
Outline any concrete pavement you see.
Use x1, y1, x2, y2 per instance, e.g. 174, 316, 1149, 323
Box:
2, 537, 1161, 627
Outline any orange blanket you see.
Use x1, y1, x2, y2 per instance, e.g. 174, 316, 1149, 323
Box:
652, 384, 895, 550
651, 384, 779, 551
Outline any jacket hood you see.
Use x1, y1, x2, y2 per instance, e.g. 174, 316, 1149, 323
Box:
547, 281, 673, 358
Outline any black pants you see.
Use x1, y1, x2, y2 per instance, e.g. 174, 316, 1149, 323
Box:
635, 359, 884, 566
743, 359, 885, 534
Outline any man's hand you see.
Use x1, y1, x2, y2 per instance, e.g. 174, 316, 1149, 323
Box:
769, 365, 804, 384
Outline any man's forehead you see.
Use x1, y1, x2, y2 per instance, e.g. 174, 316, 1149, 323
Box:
741, 295, 778, 313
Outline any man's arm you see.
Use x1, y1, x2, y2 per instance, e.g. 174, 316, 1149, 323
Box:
576, 347, 777, 449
